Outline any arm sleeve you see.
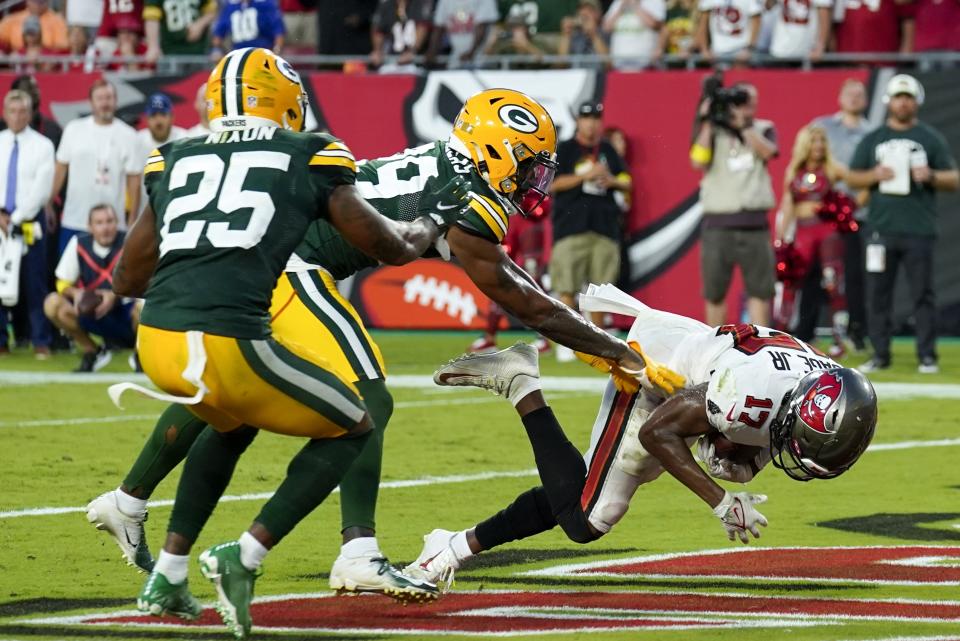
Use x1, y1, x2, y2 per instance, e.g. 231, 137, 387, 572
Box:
456, 189, 509, 243
143, 0, 163, 21
477, 0, 499, 22
143, 147, 167, 206
55, 235, 80, 283
212, 7, 229, 38
124, 130, 143, 175
433, 0, 448, 25
10, 137, 54, 225
849, 135, 872, 170
928, 131, 958, 171
642, 0, 667, 22
55, 124, 73, 164
308, 137, 358, 218
270, 1, 286, 35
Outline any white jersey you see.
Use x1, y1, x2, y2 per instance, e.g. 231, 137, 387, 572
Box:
583, 284, 838, 449
576, 284, 840, 535
770, 0, 833, 58
698, 0, 763, 55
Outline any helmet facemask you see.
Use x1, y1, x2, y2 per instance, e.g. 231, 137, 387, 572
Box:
511, 149, 557, 217
769, 369, 875, 482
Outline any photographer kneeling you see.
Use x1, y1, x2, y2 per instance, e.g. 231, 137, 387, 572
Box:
691, 80, 778, 326
43, 204, 138, 372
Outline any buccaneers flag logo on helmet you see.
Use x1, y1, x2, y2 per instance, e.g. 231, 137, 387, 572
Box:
797, 371, 844, 434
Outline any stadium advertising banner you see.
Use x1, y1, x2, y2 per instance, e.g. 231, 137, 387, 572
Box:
14, 68, 958, 330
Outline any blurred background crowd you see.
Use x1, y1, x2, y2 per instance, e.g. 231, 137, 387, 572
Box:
0, 0, 955, 72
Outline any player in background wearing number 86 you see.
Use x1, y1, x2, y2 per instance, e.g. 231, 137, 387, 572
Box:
109, 48, 461, 639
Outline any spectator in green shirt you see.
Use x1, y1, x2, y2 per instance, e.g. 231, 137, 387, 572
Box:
143, 0, 217, 62
847, 74, 959, 375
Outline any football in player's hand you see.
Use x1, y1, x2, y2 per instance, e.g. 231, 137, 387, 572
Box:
708, 431, 763, 464
76, 290, 103, 318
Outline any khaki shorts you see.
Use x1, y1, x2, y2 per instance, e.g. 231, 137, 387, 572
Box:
700, 227, 775, 302
549, 232, 621, 296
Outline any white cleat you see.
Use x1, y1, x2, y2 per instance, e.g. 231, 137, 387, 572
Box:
329, 554, 439, 603
402, 529, 463, 592
86, 490, 155, 573
433, 342, 539, 399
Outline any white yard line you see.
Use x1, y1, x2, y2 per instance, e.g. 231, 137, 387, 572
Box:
1, 432, 958, 521
1, 370, 959, 399
0, 468, 538, 520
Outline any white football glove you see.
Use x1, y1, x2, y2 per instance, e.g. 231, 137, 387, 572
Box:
697, 437, 757, 483
712, 491, 768, 544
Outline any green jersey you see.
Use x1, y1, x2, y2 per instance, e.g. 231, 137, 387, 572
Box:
295, 140, 512, 280
850, 122, 957, 237
143, 0, 216, 55
141, 129, 356, 339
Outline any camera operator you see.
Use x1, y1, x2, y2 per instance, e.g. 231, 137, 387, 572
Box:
690, 80, 778, 326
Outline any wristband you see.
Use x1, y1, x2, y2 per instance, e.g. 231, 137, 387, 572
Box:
690, 143, 712, 165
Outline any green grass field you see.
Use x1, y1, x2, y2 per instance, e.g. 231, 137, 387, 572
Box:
2, 332, 960, 641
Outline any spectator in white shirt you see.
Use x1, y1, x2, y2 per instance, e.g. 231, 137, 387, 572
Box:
136, 93, 186, 160
428, 0, 498, 68
50, 78, 140, 255
0, 89, 54, 358
135, 92, 186, 215
603, 0, 666, 69
695, 0, 762, 61
769, 0, 832, 60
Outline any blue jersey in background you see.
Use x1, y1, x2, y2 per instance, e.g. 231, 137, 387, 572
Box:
213, 0, 285, 50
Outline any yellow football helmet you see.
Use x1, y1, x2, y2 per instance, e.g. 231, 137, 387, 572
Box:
450, 88, 558, 216
206, 47, 308, 132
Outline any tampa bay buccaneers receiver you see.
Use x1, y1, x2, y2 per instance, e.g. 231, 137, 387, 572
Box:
404, 284, 878, 588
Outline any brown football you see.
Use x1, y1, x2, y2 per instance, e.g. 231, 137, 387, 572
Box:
76, 290, 103, 317
708, 431, 764, 464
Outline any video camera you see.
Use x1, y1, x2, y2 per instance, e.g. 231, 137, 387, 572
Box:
700, 71, 751, 132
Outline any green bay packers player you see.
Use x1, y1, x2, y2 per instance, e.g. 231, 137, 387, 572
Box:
108, 48, 464, 638
90, 88, 669, 608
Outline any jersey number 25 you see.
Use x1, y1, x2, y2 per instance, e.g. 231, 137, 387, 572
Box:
159, 151, 290, 256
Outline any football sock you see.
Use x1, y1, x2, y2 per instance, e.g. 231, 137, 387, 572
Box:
255, 432, 370, 543
341, 536, 380, 559
521, 407, 586, 508
474, 486, 557, 550
508, 374, 541, 407
154, 550, 189, 585
123, 404, 207, 499
450, 530, 473, 561
115, 487, 147, 517
167, 426, 258, 543
238, 531, 268, 571
339, 379, 393, 532
520, 406, 598, 543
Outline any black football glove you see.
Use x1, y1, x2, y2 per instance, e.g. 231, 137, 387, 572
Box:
417, 175, 471, 234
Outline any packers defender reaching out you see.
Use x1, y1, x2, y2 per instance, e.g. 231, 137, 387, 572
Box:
89, 89, 674, 609
107, 48, 466, 638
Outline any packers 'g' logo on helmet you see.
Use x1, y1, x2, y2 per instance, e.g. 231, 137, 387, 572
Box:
206, 48, 308, 132
450, 88, 558, 217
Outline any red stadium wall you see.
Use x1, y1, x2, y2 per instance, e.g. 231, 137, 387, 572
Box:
5, 69, 876, 328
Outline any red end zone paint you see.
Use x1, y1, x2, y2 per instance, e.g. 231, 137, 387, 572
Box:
552, 546, 960, 584
60, 588, 960, 636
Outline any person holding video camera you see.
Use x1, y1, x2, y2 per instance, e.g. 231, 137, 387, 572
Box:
0, 88, 54, 358
690, 79, 778, 327
846, 74, 958, 375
